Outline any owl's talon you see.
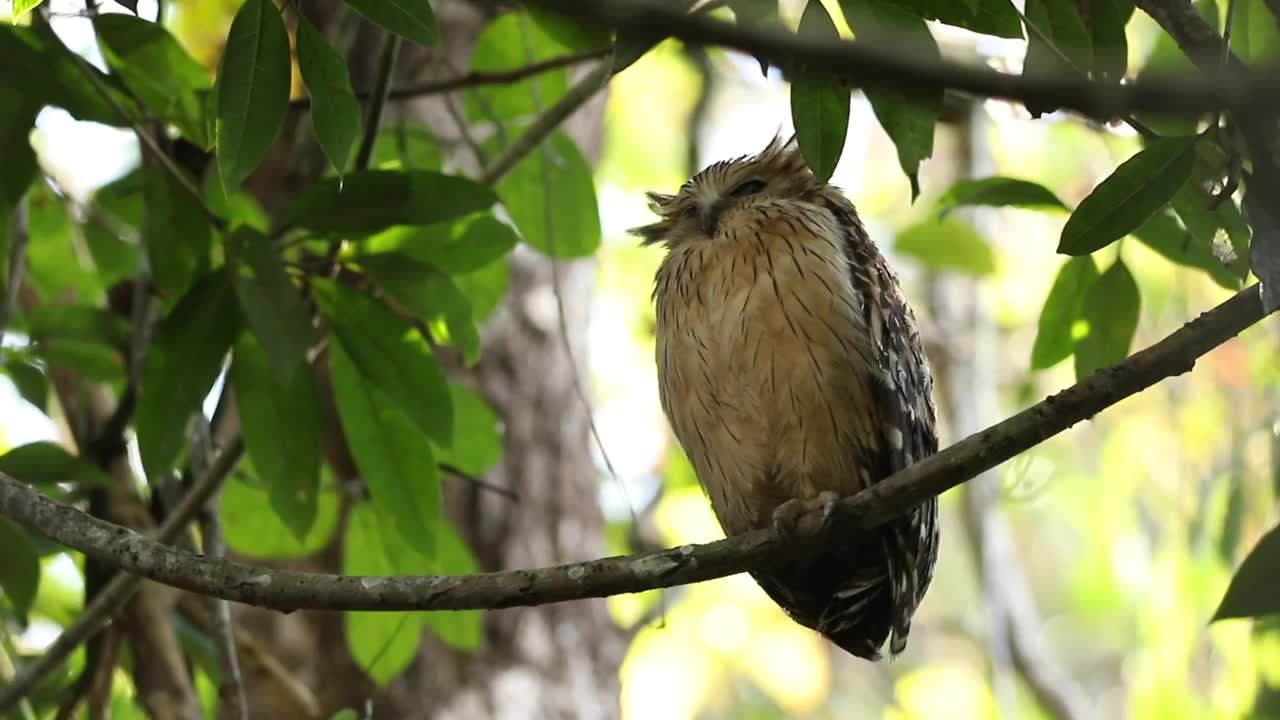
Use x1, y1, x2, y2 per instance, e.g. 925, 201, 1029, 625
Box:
771, 490, 841, 541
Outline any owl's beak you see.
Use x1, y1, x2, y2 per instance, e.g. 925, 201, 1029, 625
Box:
698, 201, 724, 237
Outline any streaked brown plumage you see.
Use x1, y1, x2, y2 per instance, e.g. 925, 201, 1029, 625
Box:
633, 137, 939, 660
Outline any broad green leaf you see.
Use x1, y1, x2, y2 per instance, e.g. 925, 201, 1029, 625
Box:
0, 517, 39, 623
433, 384, 502, 476
1134, 212, 1241, 291
0, 86, 38, 211
935, 176, 1067, 215
454, 254, 510, 325
490, 131, 600, 257
204, 161, 270, 233
331, 343, 442, 559
93, 14, 211, 146
233, 333, 322, 541
297, 15, 361, 178
467, 11, 576, 122
1130, 0, 1213, 135
145, 160, 212, 300
611, 0, 696, 72
1023, 0, 1091, 79
0, 25, 128, 126
330, 711, 359, 720
226, 227, 314, 382
0, 442, 108, 488
527, 9, 611, 51
26, 305, 131, 350
840, 0, 940, 198
1213, 524, 1280, 621
284, 170, 497, 236
215, 0, 291, 191
84, 173, 143, 287
1089, 0, 1133, 81
1058, 136, 1198, 255
894, 217, 995, 275
1235, 0, 1280, 64
25, 180, 101, 303
221, 470, 339, 558
1170, 142, 1251, 281
361, 254, 482, 365
2, 357, 47, 411
40, 342, 124, 384
866, 0, 1022, 38
136, 271, 243, 477
729, 0, 784, 74
312, 279, 452, 445
11, 0, 47, 18
343, 0, 438, 47
421, 525, 482, 650
369, 124, 442, 171
790, 1, 849, 182
343, 503, 425, 684
362, 213, 519, 275
1073, 259, 1139, 380
1030, 256, 1098, 370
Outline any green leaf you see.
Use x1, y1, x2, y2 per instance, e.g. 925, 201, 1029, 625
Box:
527, 9, 611, 52
136, 271, 243, 477
329, 711, 359, 720
1058, 136, 1198, 255
467, 12, 575, 122
1236, 0, 1280, 64
433, 384, 502, 476
284, 170, 497, 236
331, 343, 442, 558
1134, 211, 1241, 291
26, 305, 131, 350
84, 173, 143, 287
0, 517, 39, 623
369, 123, 442, 171
489, 131, 600, 257
93, 14, 211, 146
790, 1, 849, 183
361, 254, 482, 365
1030, 256, 1098, 370
1073, 259, 1139, 380
145, 159, 212, 300
25, 180, 101, 303
0, 86, 38, 212
1089, 0, 1133, 81
1170, 142, 1251, 282
297, 15, 361, 178
840, 0, 940, 198
453, 254, 510, 325
226, 227, 314, 382
40, 342, 125, 384
232, 333, 322, 541
866, 0, 1023, 38
935, 177, 1067, 215
343, 0, 438, 46
11, 0, 47, 18
0, 442, 108, 489
362, 213, 519, 275
312, 279, 452, 445
204, 161, 270, 233
893, 217, 996, 275
220, 470, 339, 558
215, 0, 291, 191
2, 357, 48, 411
1023, 0, 1092, 78
421, 525, 482, 650
1214, 524, 1280, 621
0, 25, 129, 126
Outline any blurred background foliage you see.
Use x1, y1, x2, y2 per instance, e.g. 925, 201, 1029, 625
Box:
0, 0, 1277, 718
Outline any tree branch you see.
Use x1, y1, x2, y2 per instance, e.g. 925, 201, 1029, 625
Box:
0, 287, 1269, 615
530, 0, 1280, 119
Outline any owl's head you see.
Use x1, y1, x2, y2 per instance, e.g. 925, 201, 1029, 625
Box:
631, 135, 824, 246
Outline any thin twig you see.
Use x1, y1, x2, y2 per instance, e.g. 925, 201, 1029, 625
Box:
439, 463, 519, 501
0, 435, 245, 715
354, 34, 402, 172
0, 287, 1269, 613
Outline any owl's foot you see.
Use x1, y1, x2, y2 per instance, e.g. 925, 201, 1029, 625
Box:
771, 490, 841, 543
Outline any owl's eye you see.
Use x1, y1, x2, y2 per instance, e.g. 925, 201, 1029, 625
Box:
730, 178, 767, 197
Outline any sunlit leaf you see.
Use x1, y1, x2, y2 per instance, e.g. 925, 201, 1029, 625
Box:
215, 0, 291, 191
226, 226, 314, 381
369, 124, 442, 171
1073, 259, 1139, 380
0, 442, 108, 488
297, 14, 361, 178
433, 383, 502, 476
25, 305, 130, 350
935, 176, 1067, 215
1170, 141, 1251, 281
467, 11, 582, 122
1058, 136, 1198, 255
361, 213, 519, 275
1, 357, 47, 411
790, 1, 849, 182
84, 172, 143, 287
136, 271, 242, 477
25, 180, 101, 303
233, 334, 322, 541
1235, 0, 1280, 64
343, 0, 438, 47
361, 254, 481, 365
1132, 210, 1241, 291
0, 518, 39, 623
893, 217, 995, 275
284, 170, 497, 236
312, 279, 452, 445
422, 525, 482, 650
11, 0, 47, 18
221, 470, 339, 559
489, 131, 600, 257
1031, 255, 1098, 370
1214, 524, 1280, 621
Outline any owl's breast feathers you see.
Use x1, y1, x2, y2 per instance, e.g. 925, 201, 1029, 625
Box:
653, 193, 939, 659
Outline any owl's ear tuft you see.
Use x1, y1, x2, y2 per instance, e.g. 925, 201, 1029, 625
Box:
646, 192, 678, 214
629, 220, 671, 246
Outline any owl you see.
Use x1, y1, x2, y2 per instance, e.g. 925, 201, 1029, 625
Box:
633, 137, 939, 659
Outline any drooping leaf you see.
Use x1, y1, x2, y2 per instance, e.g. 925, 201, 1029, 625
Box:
232, 333, 322, 541
1169, 140, 1251, 282
331, 344, 442, 559
729, 0, 784, 74
1058, 136, 1198, 255
93, 14, 211, 146
489, 131, 600, 257
25, 180, 101, 303
467, 11, 580, 123
421, 525, 482, 650
433, 383, 502, 476
1133, 210, 1241, 291
0, 86, 38, 212
613, 0, 696, 73
0, 24, 129, 126
1023, 0, 1092, 116
840, 0, 941, 198
343, 0, 438, 47
361, 254, 482, 365
1244, 190, 1280, 313
284, 170, 497, 236
296, 14, 361, 178
1214, 524, 1280, 621
0, 517, 39, 623
453, 254, 510, 326
0, 441, 108, 489
527, 9, 612, 53
1235, 0, 1280, 64
1030, 255, 1098, 370
204, 161, 270, 233
312, 279, 452, 445
2, 357, 48, 412
144, 165, 212, 300
863, 0, 1023, 38
893, 217, 996, 275
361, 213, 520, 275
790, 1, 849, 182
136, 271, 242, 477
26, 305, 131, 350
935, 176, 1067, 215
1074, 259, 1139, 380
215, 0, 291, 191
369, 124, 442, 171
226, 227, 314, 382
1089, 0, 1134, 81
83, 172, 143, 288
221, 471, 339, 559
